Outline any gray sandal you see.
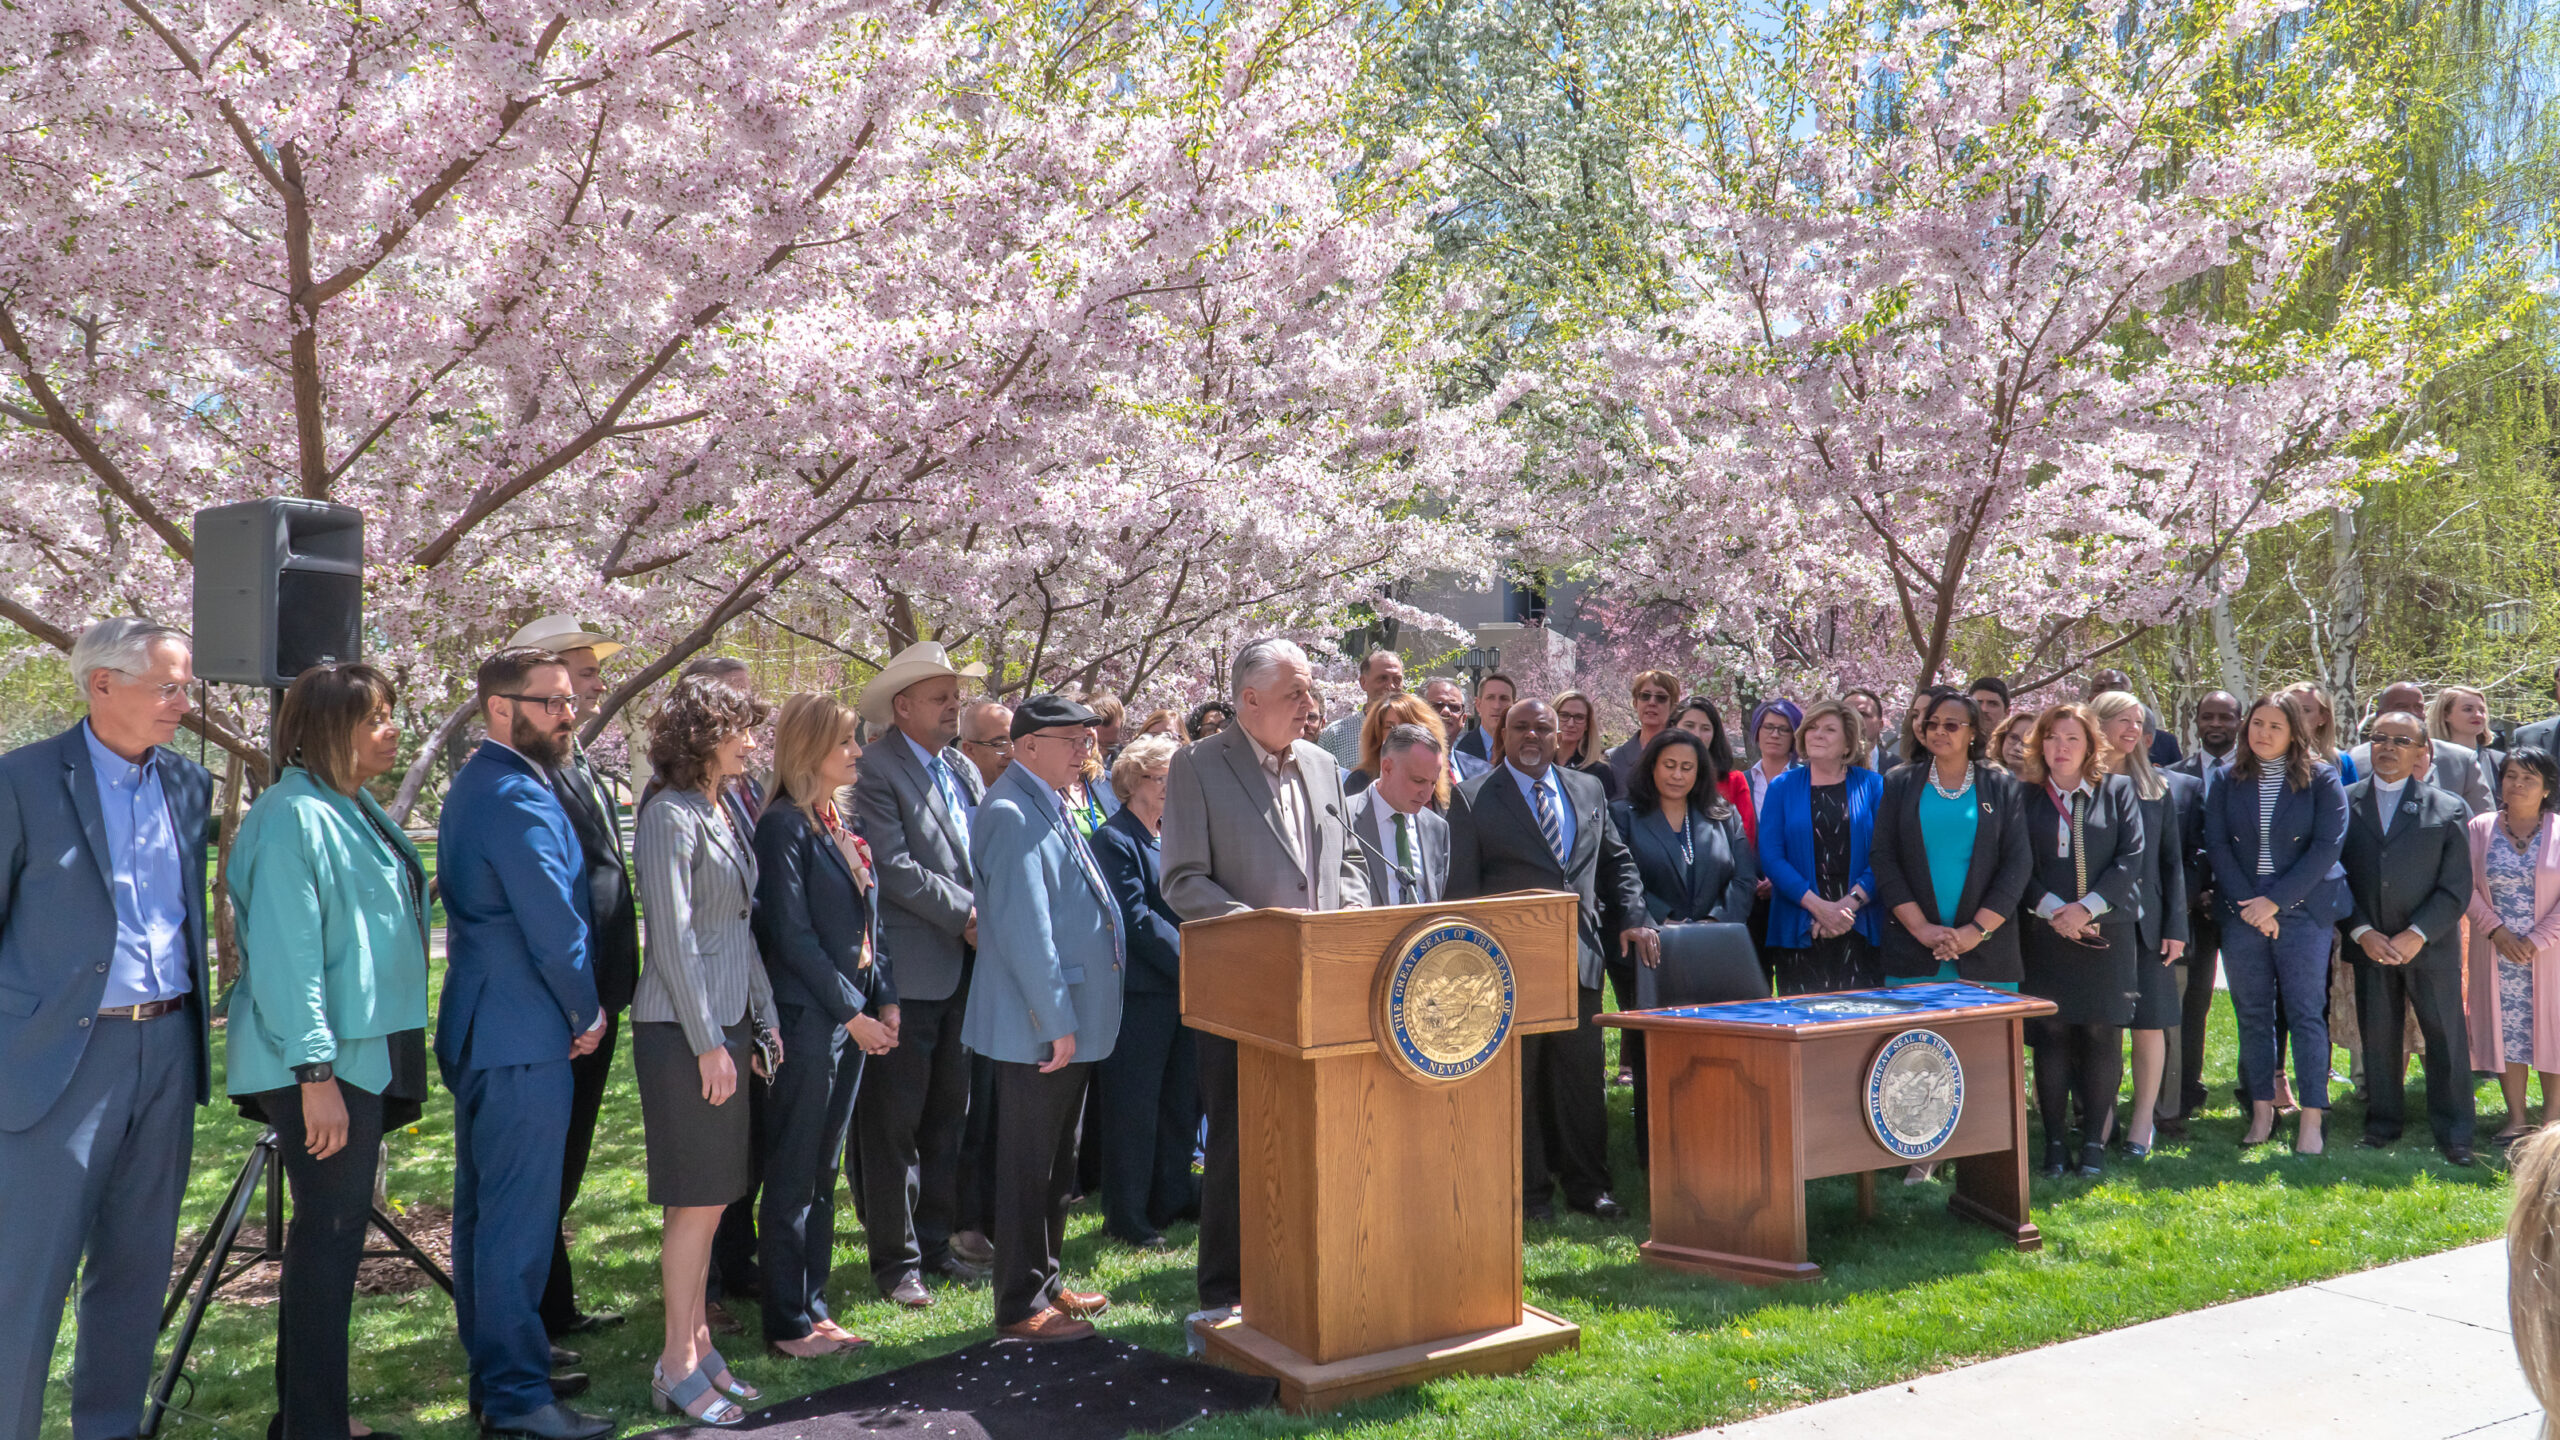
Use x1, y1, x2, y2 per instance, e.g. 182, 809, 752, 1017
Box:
652, 1362, 744, 1427
704, 1348, 760, 1403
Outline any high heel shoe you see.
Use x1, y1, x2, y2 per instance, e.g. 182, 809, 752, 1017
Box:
2040, 1141, 2068, 1178
652, 1363, 744, 1427
702, 1348, 760, 1403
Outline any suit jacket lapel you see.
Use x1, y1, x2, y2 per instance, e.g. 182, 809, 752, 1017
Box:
1485, 767, 1565, 880
1219, 736, 1305, 878
1957, 768, 1999, 913
61, 728, 114, 893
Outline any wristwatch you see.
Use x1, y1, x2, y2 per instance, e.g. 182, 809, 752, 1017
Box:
293, 1062, 335, 1085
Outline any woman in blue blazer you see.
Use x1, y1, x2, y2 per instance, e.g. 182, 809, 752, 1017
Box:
227, 664, 429, 1440
2205, 692, 2350, 1155
1757, 700, 1885, 994
1089, 733, 1197, 1247
752, 696, 895, 1359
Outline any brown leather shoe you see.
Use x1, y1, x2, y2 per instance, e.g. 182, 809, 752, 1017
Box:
706, 1301, 744, 1337
997, 1307, 1094, 1342
1054, 1288, 1110, 1319
883, 1272, 932, 1308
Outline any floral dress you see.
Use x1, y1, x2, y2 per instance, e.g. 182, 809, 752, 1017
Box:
2485, 823, 2540, 1064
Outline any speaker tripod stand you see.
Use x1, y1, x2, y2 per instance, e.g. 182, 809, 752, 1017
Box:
144, 1128, 453, 1438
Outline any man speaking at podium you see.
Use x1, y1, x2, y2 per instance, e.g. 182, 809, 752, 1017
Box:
1161, 638, 1370, 1329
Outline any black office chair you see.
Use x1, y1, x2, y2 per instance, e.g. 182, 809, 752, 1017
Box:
1635, 921, 1769, 1008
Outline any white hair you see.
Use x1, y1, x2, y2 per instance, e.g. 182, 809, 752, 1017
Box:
1109, 732, 1182, 801
1230, 637, 1309, 699
70, 618, 189, 694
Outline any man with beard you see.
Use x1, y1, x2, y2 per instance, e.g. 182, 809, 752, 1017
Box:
436, 648, 609, 1440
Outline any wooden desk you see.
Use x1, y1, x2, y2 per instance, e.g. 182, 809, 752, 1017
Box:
1601, 983, 2055, 1284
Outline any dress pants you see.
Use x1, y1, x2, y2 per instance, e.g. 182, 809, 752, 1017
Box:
2223, 912, 2335, 1110
990, 1059, 1090, 1327
1195, 1031, 1243, 1311
2177, 918, 2221, 1114
260, 1081, 389, 1440
444, 1055, 573, 1425
956, 1052, 999, 1237
759, 1005, 865, 1341
2352, 947, 2474, 1145
541, 1008, 618, 1333
1097, 991, 1199, 1240
1522, 983, 1611, 1211
854, 990, 972, 1285
0, 1009, 198, 1440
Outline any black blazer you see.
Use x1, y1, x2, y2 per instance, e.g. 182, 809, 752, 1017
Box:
2339, 775, 2472, 964
1868, 763, 2033, 983
1610, 798, 1755, 925
2164, 768, 2211, 923
2019, 774, 2147, 929
1091, 806, 1183, 996
2127, 784, 2191, 957
751, 801, 892, 1025
1447, 763, 1645, 991
551, 751, 639, 1013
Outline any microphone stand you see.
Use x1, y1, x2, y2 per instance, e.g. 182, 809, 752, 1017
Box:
1325, 800, 1424, 895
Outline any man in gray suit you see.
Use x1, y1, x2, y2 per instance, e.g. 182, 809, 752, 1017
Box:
1161, 637, 1370, 1324
963, 695, 1124, 1340
851, 642, 990, 1306
1343, 723, 1448, 905
1315, 649, 1405, 770
2349, 681, 2494, 816
2510, 659, 2560, 757
0, 620, 214, 1440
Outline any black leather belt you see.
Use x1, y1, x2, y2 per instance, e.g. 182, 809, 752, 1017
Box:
98, 998, 185, 1021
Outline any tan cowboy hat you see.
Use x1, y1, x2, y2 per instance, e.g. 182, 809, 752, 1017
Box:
506, 613, 623, 661
858, 641, 988, 726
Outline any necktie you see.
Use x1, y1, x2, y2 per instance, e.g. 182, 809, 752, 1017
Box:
1532, 775, 1565, 864
1394, 810, 1415, 903
2069, 790, 2088, 900
929, 755, 971, 861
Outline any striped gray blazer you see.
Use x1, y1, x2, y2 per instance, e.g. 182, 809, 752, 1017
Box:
632, 788, 776, 1054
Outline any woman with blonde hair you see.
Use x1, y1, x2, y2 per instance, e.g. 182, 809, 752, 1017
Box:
1756, 699, 1884, 994
2284, 680, 2356, 783
2506, 1127, 2560, 1434
752, 695, 894, 1359
1349, 691, 1451, 807
2090, 691, 2192, 1156
1553, 690, 1622, 801
2017, 703, 2148, 1176
2431, 685, 2503, 791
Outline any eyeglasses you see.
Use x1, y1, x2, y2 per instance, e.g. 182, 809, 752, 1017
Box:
497, 693, 576, 716
1027, 730, 1097, 752
1636, 691, 1673, 705
964, 737, 1014, 754
1922, 719, 1971, 734
2370, 734, 2425, 750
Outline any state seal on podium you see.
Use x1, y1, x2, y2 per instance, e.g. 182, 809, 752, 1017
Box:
1375, 919, 1516, 1084
1865, 1027, 1964, 1159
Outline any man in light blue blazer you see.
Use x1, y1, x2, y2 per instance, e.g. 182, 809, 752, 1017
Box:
962, 694, 1124, 1342
0, 620, 212, 1440
435, 648, 608, 1440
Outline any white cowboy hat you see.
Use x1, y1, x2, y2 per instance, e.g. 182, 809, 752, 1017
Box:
506, 613, 623, 661
858, 641, 988, 726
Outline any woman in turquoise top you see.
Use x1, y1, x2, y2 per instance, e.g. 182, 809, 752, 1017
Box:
1870, 690, 2033, 991
227, 663, 429, 1440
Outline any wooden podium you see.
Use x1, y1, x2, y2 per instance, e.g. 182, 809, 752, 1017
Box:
1181, 893, 1584, 1412
1601, 982, 2055, 1285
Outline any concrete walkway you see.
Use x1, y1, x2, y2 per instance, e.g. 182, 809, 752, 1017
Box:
1692, 1241, 2542, 1440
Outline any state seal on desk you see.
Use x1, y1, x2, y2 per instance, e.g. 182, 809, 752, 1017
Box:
1375, 920, 1515, 1085
1865, 1028, 1964, 1159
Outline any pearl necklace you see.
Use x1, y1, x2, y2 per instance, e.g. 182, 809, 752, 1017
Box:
1929, 765, 1974, 802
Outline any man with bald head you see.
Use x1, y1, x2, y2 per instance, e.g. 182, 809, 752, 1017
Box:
2348, 681, 2493, 817
1445, 700, 1656, 1220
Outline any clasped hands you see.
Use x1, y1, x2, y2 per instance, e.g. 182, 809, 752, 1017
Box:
2492, 925, 2538, 965
1803, 893, 1861, 940
2356, 928, 2425, 966
2236, 895, 2281, 939
846, 1004, 901, 1056
1910, 919, 1986, 962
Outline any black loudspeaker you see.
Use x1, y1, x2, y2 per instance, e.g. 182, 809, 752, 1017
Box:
192, 500, 364, 687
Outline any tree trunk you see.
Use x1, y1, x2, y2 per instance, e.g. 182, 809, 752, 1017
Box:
2209, 565, 2251, 699
389, 697, 479, 826
2323, 505, 2367, 717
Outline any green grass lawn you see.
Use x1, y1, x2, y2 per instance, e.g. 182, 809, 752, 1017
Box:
64, 995, 2516, 1440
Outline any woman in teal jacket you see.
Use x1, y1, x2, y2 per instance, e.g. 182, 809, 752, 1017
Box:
227, 663, 429, 1440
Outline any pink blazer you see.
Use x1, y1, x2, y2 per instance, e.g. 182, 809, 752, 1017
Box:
2464, 810, 2560, 1072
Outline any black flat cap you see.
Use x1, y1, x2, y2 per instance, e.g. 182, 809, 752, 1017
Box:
1010, 692, 1104, 740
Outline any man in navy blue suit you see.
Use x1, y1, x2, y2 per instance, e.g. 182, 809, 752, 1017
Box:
0, 619, 213, 1440
436, 648, 610, 1440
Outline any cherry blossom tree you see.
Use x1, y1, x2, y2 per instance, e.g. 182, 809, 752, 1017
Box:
0, 0, 1508, 780
1544, 0, 2440, 691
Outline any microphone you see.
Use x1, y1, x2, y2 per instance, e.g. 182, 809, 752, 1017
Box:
1325, 800, 1423, 894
